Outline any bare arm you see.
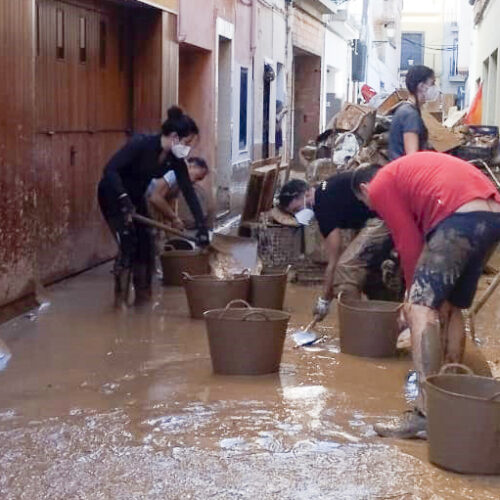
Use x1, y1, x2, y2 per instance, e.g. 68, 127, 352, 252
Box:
322, 228, 343, 300
403, 132, 419, 155
149, 179, 184, 229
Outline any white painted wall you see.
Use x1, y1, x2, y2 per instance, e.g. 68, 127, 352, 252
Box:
251, 3, 287, 158
322, 29, 350, 129
470, 0, 500, 126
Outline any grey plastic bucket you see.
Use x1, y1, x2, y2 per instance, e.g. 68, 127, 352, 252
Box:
161, 250, 210, 286
250, 269, 288, 310
182, 274, 250, 319
425, 364, 500, 474
337, 296, 402, 357
203, 300, 290, 375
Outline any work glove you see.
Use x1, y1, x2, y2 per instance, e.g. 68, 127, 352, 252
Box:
118, 194, 135, 224
381, 258, 403, 292
313, 296, 331, 322
195, 227, 210, 248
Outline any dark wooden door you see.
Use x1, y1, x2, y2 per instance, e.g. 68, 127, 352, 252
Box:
35, 0, 132, 281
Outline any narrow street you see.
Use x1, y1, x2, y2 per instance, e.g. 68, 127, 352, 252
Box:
0, 264, 499, 499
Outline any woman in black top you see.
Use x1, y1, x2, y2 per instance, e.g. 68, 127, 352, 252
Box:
388, 65, 439, 160
98, 106, 208, 307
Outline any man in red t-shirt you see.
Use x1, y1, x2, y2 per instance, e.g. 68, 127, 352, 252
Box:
352, 151, 500, 438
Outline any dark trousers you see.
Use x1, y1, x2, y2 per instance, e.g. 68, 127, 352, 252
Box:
97, 182, 154, 295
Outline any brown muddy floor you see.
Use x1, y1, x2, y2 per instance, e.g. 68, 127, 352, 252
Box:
0, 263, 499, 499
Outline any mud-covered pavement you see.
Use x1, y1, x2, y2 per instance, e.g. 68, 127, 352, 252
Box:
0, 264, 499, 499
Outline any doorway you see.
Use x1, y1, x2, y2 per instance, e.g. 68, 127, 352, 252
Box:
216, 36, 232, 217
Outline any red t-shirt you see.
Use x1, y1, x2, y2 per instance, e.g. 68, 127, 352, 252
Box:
368, 151, 500, 287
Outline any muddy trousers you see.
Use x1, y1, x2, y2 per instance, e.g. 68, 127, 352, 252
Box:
333, 218, 403, 302
98, 187, 154, 303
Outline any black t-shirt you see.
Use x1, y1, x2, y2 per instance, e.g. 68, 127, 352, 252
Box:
388, 102, 428, 160
99, 134, 205, 228
313, 171, 375, 237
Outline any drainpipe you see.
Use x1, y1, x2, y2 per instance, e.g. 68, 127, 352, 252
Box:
250, 0, 257, 56
250, 0, 257, 161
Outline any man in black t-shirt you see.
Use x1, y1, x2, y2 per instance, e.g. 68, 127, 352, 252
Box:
277, 173, 403, 322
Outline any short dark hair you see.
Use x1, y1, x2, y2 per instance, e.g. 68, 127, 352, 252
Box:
188, 157, 209, 171
161, 106, 199, 138
405, 65, 435, 96
351, 164, 382, 195
278, 179, 309, 210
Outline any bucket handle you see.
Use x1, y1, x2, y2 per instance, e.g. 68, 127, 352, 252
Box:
224, 299, 251, 310
218, 299, 252, 319
234, 269, 251, 278
439, 363, 474, 375
488, 391, 500, 402
242, 311, 270, 321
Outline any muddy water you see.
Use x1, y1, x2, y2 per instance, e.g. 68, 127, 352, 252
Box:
0, 264, 500, 499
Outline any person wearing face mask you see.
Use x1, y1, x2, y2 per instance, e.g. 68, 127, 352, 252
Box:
388, 65, 439, 160
97, 105, 209, 307
277, 175, 403, 324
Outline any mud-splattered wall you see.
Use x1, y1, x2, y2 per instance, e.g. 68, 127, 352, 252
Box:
0, 0, 178, 308
0, 0, 37, 306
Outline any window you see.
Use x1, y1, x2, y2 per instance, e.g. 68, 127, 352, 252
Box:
401, 32, 424, 71
56, 8, 64, 59
239, 67, 248, 150
99, 20, 107, 68
79, 17, 87, 63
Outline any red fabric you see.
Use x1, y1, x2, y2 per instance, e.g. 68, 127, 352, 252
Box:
361, 84, 377, 103
464, 84, 482, 125
368, 151, 500, 287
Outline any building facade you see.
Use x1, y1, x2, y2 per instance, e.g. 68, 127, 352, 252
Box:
469, 0, 500, 126
1, 0, 361, 309
0, 0, 179, 308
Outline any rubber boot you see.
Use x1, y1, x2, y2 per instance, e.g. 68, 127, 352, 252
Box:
114, 267, 133, 309
133, 263, 152, 307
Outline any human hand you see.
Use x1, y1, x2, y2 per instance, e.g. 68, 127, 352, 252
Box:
118, 194, 135, 224
381, 258, 403, 292
172, 217, 185, 231
313, 296, 331, 322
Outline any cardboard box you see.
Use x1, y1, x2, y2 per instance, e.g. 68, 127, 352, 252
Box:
377, 89, 410, 115
422, 109, 464, 152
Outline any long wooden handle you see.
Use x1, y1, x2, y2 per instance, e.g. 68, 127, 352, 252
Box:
304, 317, 319, 332
132, 213, 196, 243
472, 271, 500, 315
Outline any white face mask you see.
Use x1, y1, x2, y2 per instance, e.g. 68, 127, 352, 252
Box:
171, 143, 191, 159
295, 208, 315, 226
424, 84, 440, 102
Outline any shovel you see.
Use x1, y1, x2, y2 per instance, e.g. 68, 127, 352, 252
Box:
132, 213, 196, 243
133, 213, 259, 272
292, 315, 321, 347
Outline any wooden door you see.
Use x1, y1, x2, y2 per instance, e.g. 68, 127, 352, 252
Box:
35, 0, 132, 281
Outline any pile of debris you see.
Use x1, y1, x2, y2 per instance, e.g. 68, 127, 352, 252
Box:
301, 90, 500, 184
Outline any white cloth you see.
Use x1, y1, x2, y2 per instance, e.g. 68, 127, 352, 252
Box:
147, 170, 178, 197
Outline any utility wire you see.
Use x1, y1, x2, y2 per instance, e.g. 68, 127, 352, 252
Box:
402, 37, 457, 51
